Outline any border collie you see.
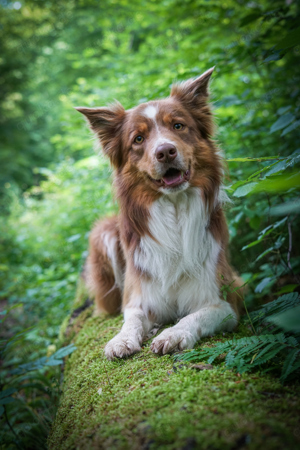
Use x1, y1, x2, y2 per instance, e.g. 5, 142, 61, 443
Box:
76, 67, 243, 360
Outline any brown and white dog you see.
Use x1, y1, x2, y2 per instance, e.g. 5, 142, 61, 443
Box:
76, 67, 243, 360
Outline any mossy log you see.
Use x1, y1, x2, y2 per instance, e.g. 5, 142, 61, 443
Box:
49, 296, 300, 450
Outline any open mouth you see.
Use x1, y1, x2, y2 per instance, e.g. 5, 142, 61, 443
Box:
151, 167, 191, 188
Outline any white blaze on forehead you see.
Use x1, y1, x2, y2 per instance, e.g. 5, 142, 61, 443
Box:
143, 105, 157, 120
142, 103, 177, 155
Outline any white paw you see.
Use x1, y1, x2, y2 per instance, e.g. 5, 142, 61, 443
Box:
104, 332, 141, 360
150, 327, 196, 355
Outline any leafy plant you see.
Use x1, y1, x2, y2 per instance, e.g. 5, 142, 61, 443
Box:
0, 307, 76, 450
175, 293, 300, 383
249, 292, 300, 329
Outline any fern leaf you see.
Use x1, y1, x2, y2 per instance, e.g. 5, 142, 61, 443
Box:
175, 330, 299, 383
254, 344, 284, 366
280, 349, 300, 382
249, 293, 300, 326
236, 338, 268, 357
276, 333, 288, 344
225, 350, 236, 367
286, 336, 299, 347
253, 342, 276, 361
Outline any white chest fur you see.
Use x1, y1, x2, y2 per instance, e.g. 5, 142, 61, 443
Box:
133, 188, 222, 322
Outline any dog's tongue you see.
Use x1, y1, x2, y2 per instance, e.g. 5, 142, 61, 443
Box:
162, 169, 182, 186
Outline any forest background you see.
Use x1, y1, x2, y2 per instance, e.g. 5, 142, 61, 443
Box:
0, 0, 300, 448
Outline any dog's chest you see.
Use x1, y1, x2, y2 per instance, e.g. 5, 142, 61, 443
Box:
133, 189, 221, 318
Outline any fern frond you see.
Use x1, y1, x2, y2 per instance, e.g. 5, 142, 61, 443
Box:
249, 293, 300, 327
176, 293, 300, 382
280, 349, 300, 382
176, 333, 299, 383
286, 336, 299, 347
254, 345, 285, 366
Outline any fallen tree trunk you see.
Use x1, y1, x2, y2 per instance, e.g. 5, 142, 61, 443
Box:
49, 295, 300, 450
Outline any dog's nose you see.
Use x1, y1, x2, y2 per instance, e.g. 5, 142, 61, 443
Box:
155, 143, 177, 163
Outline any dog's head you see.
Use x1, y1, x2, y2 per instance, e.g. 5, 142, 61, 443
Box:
76, 67, 221, 197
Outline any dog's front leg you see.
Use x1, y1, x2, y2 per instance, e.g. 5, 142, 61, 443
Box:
105, 307, 153, 360
151, 301, 238, 355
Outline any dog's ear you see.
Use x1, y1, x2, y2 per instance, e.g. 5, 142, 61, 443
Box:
170, 67, 215, 137
75, 102, 126, 168
170, 67, 214, 103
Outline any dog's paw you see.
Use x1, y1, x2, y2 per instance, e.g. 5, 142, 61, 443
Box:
104, 333, 141, 360
150, 328, 195, 355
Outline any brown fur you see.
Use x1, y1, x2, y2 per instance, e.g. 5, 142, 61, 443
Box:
85, 216, 124, 314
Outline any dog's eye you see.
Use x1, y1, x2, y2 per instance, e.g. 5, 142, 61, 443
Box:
134, 135, 144, 144
174, 123, 184, 130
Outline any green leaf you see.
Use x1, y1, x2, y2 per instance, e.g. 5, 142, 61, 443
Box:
270, 113, 295, 133
281, 349, 300, 382
255, 246, 275, 262
67, 234, 81, 243
259, 217, 287, 237
266, 306, 300, 333
51, 344, 77, 359
239, 12, 262, 27
250, 293, 300, 324
248, 160, 284, 180
45, 359, 64, 366
281, 120, 300, 136
270, 199, 300, 216
264, 160, 289, 177
252, 172, 300, 194
0, 397, 16, 405
233, 182, 258, 197
255, 277, 273, 293
226, 156, 283, 162
45, 344, 77, 365
255, 342, 282, 364
254, 343, 284, 365
276, 27, 300, 49
277, 106, 291, 115
241, 239, 262, 251
276, 285, 298, 295
0, 388, 17, 399
0, 405, 4, 416
263, 52, 282, 63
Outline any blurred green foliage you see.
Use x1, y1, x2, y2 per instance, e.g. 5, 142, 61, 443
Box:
0, 0, 300, 448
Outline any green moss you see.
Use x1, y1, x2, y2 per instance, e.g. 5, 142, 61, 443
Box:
73, 277, 90, 309
58, 278, 94, 345
49, 311, 300, 450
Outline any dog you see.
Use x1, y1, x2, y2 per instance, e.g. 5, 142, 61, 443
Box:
76, 67, 243, 360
